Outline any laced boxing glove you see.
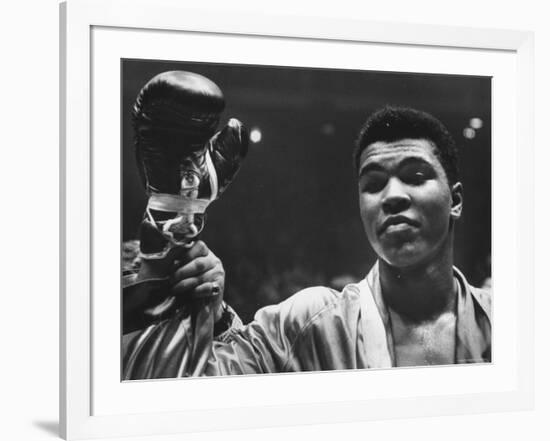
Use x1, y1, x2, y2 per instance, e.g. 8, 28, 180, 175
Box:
123, 71, 248, 333
133, 70, 248, 257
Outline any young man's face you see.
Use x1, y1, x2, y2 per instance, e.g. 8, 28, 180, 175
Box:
357, 138, 462, 268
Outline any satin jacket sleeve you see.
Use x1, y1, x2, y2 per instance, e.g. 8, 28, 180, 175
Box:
122, 285, 366, 379
122, 263, 492, 380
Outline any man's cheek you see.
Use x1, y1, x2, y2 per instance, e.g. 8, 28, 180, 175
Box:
424, 205, 452, 240
361, 213, 377, 244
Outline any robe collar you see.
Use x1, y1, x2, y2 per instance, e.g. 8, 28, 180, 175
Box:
358, 261, 491, 368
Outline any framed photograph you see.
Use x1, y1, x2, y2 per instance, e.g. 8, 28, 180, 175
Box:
60, 0, 534, 439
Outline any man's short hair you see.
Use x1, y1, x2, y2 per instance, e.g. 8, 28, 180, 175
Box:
354, 106, 459, 186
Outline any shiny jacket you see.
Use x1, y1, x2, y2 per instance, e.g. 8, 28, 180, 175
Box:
122, 262, 491, 379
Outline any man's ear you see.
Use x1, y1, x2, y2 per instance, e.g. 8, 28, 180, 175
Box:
450, 182, 463, 220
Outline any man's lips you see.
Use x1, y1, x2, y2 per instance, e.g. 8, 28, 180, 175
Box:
378, 215, 420, 234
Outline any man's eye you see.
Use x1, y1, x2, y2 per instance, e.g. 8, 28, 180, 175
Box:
405, 171, 426, 185
360, 172, 388, 193
400, 165, 433, 185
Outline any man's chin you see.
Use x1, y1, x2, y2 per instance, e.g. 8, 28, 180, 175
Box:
379, 246, 427, 269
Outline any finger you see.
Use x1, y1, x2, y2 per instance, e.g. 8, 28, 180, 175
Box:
171, 241, 210, 272
173, 255, 221, 281
171, 268, 224, 295
190, 282, 222, 299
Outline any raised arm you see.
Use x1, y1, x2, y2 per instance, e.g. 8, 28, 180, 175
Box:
123, 245, 356, 380
121, 239, 288, 379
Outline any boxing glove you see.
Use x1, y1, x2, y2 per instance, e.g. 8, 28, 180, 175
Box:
122, 71, 248, 333
132, 70, 249, 258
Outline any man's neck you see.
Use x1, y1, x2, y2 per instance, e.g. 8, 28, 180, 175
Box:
378, 243, 456, 323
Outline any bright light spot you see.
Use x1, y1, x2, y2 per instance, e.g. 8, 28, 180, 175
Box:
321, 123, 335, 136
463, 127, 476, 139
250, 127, 262, 143
469, 117, 483, 129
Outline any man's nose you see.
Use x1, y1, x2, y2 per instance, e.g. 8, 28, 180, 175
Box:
381, 178, 411, 214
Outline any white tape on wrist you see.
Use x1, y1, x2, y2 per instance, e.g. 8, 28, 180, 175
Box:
147, 193, 211, 214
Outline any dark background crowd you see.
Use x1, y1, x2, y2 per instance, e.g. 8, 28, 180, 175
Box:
121, 59, 492, 323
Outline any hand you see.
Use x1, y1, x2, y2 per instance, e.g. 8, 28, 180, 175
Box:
171, 240, 225, 320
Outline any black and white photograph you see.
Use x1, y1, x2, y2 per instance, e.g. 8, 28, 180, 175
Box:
121, 59, 492, 380
3, 0, 544, 438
